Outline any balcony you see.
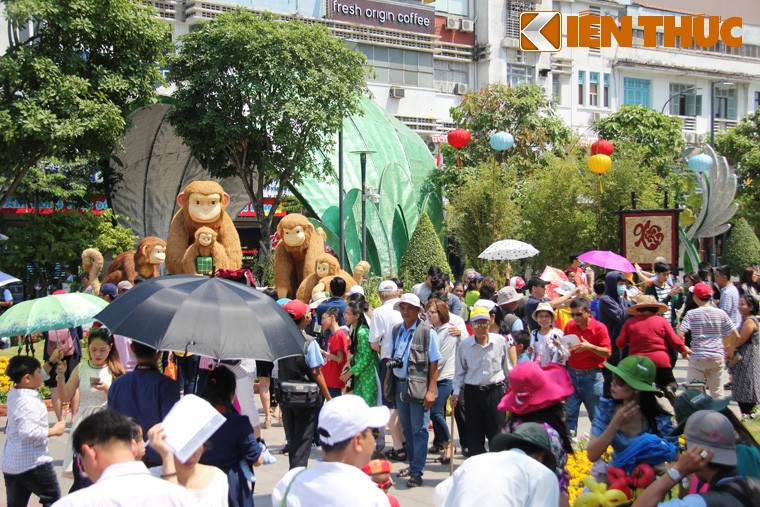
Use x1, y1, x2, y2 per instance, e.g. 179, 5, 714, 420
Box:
714, 118, 738, 133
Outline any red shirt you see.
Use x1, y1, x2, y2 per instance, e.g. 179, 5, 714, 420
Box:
564, 317, 611, 370
616, 314, 686, 368
322, 328, 348, 389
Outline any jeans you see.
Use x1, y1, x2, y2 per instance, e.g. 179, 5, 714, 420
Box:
175, 354, 205, 395
566, 367, 603, 434
327, 387, 343, 398
4, 462, 61, 507
395, 379, 430, 477
431, 379, 453, 446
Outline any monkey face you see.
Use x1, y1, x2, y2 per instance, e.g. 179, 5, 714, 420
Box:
316, 262, 330, 277
198, 232, 214, 247
149, 245, 166, 264
188, 193, 223, 223
283, 225, 306, 247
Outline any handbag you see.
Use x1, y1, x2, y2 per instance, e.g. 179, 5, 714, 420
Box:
383, 365, 396, 403
275, 379, 321, 408
727, 352, 743, 369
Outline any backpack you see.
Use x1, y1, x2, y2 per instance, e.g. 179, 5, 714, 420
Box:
701, 476, 760, 506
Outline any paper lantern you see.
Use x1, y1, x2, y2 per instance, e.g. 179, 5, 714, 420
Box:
688, 153, 713, 173
588, 154, 613, 192
447, 129, 471, 149
489, 131, 515, 151
591, 139, 614, 156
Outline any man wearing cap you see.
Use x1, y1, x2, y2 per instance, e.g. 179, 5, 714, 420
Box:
389, 293, 441, 487
496, 286, 524, 333
451, 306, 511, 456
563, 297, 612, 434
116, 281, 133, 295
524, 277, 579, 331
271, 395, 391, 506
679, 282, 739, 398
99, 282, 118, 302
438, 422, 560, 507
633, 410, 760, 506
277, 299, 332, 469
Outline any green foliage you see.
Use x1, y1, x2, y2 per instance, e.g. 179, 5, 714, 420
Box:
715, 110, 760, 233
12, 160, 96, 208
447, 83, 573, 174
445, 162, 520, 275
399, 213, 452, 288
722, 218, 760, 275
594, 105, 684, 175
0, 210, 136, 294
167, 10, 369, 261
0, 0, 170, 206
362, 276, 383, 309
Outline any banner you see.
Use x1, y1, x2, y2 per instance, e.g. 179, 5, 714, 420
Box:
620, 210, 680, 268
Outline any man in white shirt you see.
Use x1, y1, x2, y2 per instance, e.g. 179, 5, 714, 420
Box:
52, 410, 199, 507
272, 395, 391, 506
437, 422, 560, 507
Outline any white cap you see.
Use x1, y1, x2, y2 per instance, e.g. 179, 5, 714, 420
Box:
317, 395, 390, 446
555, 281, 576, 296
348, 285, 365, 296
117, 280, 133, 291
393, 293, 424, 311
378, 280, 398, 293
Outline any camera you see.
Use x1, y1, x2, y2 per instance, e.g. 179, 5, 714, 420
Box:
386, 358, 403, 369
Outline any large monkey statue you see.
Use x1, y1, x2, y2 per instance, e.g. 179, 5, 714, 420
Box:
181, 227, 229, 275
81, 248, 104, 296
295, 254, 363, 303
165, 181, 242, 274
273, 213, 326, 299
102, 237, 167, 285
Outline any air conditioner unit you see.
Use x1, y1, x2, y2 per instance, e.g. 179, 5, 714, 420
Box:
453, 83, 468, 95
587, 112, 601, 125
460, 19, 474, 32
445, 17, 460, 30
389, 87, 405, 99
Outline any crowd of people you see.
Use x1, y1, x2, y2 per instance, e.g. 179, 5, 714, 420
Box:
2, 259, 760, 506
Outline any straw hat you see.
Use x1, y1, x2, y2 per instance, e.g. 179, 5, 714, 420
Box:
626, 295, 668, 316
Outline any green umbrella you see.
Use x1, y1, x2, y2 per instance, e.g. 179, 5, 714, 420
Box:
0, 293, 108, 337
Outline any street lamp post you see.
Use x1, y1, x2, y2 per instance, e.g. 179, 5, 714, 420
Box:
338, 127, 345, 268
351, 150, 375, 261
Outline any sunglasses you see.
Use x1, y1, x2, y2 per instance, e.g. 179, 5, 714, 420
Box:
571, 312, 586, 317
369, 428, 381, 440
472, 321, 489, 328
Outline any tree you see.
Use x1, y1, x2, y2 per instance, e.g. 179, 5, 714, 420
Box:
446, 83, 573, 174
167, 10, 369, 262
715, 109, 760, 233
399, 213, 452, 288
0, 0, 170, 207
722, 217, 760, 276
0, 209, 136, 296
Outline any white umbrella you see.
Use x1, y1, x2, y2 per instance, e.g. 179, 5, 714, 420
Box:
478, 240, 539, 261
0, 271, 21, 288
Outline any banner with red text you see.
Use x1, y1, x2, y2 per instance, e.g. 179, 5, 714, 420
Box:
620, 210, 680, 268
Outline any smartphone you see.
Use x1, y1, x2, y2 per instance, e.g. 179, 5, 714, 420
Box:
89, 377, 101, 387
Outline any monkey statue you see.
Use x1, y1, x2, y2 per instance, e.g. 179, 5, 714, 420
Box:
181, 226, 229, 275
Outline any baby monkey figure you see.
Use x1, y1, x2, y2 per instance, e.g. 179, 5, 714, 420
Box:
182, 226, 229, 275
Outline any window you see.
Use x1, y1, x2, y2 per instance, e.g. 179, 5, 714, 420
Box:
714, 87, 736, 120
755, 92, 760, 110
552, 74, 562, 105
358, 44, 433, 88
506, 1, 535, 39
589, 72, 599, 107
623, 77, 650, 107
434, 59, 468, 90
431, 0, 468, 17
603, 73, 610, 108
508, 64, 534, 86
668, 83, 702, 116
578, 71, 585, 106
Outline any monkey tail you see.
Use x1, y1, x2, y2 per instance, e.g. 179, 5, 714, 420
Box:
353, 261, 371, 284
82, 248, 104, 295
316, 227, 327, 244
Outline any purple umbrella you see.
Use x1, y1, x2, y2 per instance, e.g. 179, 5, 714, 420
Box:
578, 250, 635, 273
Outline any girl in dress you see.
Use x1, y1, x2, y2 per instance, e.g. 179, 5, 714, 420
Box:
529, 303, 569, 366
340, 299, 379, 406
57, 326, 124, 491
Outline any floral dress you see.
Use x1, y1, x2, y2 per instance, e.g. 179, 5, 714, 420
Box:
734, 316, 760, 406
350, 324, 379, 406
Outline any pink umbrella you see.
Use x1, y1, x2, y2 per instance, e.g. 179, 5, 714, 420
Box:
578, 250, 635, 273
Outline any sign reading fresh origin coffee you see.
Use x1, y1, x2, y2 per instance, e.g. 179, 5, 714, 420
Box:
328, 0, 435, 35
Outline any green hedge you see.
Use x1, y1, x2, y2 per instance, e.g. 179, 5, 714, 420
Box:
398, 213, 452, 288
723, 218, 760, 275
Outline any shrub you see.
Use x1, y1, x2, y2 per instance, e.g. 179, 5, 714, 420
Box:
398, 213, 452, 288
722, 217, 760, 275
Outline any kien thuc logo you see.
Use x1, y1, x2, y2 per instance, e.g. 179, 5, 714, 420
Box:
519, 12, 743, 52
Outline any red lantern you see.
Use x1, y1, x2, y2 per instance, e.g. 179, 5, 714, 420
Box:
447, 128, 471, 167
591, 139, 614, 156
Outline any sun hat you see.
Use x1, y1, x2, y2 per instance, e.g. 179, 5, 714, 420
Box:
531, 302, 556, 323
510, 276, 526, 290
309, 291, 330, 309
348, 285, 365, 296
393, 293, 424, 311
683, 410, 737, 466
496, 286, 522, 306
378, 280, 398, 293
555, 281, 577, 296
283, 299, 310, 321
692, 282, 712, 299
117, 280, 133, 292
317, 394, 390, 446
670, 389, 731, 435
525, 277, 548, 293
603, 355, 660, 392
466, 271, 483, 283
498, 362, 574, 414
489, 422, 558, 472
99, 283, 118, 298
469, 306, 490, 322
626, 295, 669, 316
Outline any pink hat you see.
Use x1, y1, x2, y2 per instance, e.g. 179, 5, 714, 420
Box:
498, 362, 573, 414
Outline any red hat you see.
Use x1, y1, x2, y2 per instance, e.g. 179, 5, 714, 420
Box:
283, 299, 310, 321
692, 282, 712, 299
498, 362, 574, 414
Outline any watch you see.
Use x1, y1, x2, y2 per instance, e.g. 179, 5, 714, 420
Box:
667, 468, 682, 483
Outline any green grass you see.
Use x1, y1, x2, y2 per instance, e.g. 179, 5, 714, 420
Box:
743, 419, 760, 443
1, 342, 45, 361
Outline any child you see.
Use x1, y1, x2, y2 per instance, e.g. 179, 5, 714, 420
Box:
361, 458, 400, 507
1, 355, 67, 507
529, 303, 569, 367
590, 279, 606, 320
512, 330, 532, 364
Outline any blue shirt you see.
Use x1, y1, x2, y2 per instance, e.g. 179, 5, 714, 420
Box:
391, 320, 441, 379
517, 351, 531, 364
107, 365, 180, 462
591, 397, 674, 454
590, 298, 600, 320
316, 297, 347, 326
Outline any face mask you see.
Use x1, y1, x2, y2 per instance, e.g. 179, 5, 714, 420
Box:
617, 285, 626, 296
580, 261, 586, 268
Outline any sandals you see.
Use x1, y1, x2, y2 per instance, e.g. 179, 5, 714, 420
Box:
264, 417, 272, 429
428, 443, 443, 453
396, 467, 412, 478
406, 475, 423, 488
385, 448, 407, 462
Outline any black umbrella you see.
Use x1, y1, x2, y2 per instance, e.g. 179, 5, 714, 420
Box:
94, 275, 305, 361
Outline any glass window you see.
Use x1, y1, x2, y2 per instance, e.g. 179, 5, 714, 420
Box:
714, 87, 736, 120
358, 44, 434, 88
389, 49, 404, 67
431, 0, 469, 17
506, 1, 536, 38
589, 72, 599, 107
668, 83, 701, 116
603, 73, 610, 108
623, 77, 650, 107
755, 91, 760, 111
552, 74, 562, 105
434, 60, 468, 85
507, 64, 534, 87
578, 71, 585, 106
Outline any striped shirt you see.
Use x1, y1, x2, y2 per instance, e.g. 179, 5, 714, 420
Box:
453, 332, 511, 393
0, 387, 53, 474
719, 284, 741, 328
680, 306, 737, 360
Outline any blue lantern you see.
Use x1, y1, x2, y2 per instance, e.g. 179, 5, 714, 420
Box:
489, 131, 514, 151
688, 153, 713, 173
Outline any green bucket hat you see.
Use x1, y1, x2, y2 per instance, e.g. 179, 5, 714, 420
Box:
670, 389, 732, 435
603, 355, 660, 393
